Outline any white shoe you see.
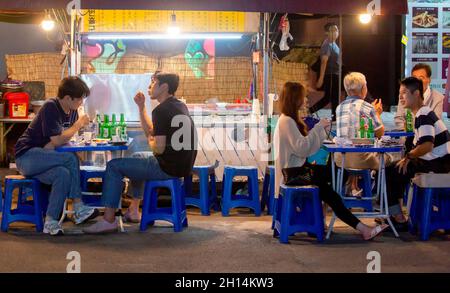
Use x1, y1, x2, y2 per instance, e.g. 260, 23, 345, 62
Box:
43, 219, 64, 236
73, 203, 98, 225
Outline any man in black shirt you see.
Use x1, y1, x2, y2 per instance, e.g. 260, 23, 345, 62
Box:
14, 76, 97, 236
85, 73, 197, 234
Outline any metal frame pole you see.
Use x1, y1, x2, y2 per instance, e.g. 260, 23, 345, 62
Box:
262, 12, 270, 116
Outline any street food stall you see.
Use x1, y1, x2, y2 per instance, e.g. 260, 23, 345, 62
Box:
1, 0, 409, 174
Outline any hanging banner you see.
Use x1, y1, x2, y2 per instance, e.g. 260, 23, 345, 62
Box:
81, 10, 259, 33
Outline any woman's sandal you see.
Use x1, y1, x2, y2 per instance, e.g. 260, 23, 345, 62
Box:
364, 224, 389, 241
123, 210, 141, 223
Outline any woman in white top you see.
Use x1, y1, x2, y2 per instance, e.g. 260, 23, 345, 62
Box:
274, 82, 387, 240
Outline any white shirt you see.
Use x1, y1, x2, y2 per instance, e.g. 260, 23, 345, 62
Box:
273, 114, 327, 197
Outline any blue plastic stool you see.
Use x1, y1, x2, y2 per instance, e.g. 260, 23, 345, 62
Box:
221, 166, 261, 216
80, 169, 105, 206
340, 169, 374, 212
1, 175, 44, 232
140, 178, 188, 232
184, 165, 219, 215
272, 185, 324, 243
409, 184, 450, 241
261, 165, 275, 215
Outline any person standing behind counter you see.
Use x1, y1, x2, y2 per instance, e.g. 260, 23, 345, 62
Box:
309, 22, 341, 121
395, 63, 444, 129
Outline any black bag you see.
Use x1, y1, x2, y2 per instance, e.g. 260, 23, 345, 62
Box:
311, 57, 321, 73
282, 163, 314, 186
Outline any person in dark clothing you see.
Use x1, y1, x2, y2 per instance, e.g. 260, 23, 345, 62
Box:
309, 23, 341, 120
84, 73, 197, 234
14, 76, 97, 236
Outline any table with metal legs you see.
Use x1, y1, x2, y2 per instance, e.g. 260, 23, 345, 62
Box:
323, 144, 403, 239
55, 139, 132, 232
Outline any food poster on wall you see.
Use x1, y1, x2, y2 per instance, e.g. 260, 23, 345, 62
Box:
412, 7, 438, 28
443, 58, 449, 79
444, 7, 450, 28
412, 32, 438, 54
406, 0, 450, 105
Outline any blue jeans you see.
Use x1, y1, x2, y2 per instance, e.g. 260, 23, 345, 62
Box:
102, 152, 172, 208
15, 148, 82, 220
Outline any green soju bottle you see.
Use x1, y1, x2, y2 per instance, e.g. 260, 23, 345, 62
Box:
367, 118, 374, 138
405, 109, 413, 132
95, 112, 102, 138
102, 114, 110, 139
119, 113, 127, 141
359, 115, 366, 138
110, 114, 118, 138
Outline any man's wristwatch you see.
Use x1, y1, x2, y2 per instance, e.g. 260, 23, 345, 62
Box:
406, 152, 413, 159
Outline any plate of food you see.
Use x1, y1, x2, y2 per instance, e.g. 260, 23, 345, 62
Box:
110, 141, 127, 146
92, 138, 110, 145
351, 138, 375, 145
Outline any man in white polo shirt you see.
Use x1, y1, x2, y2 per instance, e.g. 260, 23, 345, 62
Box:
395, 63, 444, 129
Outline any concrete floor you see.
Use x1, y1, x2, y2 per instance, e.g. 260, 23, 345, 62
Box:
0, 207, 449, 273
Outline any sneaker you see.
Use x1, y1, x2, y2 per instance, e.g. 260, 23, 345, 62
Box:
73, 203, 99, 225
83, 218, 119, 234
43, 219, 64, 236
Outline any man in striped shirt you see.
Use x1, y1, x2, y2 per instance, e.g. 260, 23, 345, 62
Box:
385, 77, 450, 228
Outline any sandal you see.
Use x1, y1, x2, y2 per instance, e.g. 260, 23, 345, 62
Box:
364, 224, 389, 241
123, 210, 141, 223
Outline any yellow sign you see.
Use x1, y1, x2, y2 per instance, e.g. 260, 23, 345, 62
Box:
401, 35, 408, 46
81, 10, 258, 33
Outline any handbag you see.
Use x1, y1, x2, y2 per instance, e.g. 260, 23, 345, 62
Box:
282, 163, 314, 186
311, 57, 321, 73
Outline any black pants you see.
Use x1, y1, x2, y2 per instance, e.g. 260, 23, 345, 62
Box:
386, 155, 450, 208
309, 165, 360, 229
309, 74, 340, 119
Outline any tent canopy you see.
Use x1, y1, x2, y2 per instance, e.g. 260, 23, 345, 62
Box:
0, 0, 408, 15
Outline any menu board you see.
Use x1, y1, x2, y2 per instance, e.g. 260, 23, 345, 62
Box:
406, 0, 450, 99
81, 10, 258, 33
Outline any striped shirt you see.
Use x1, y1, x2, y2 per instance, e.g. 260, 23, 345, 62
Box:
413, 106, 450, 161
336, 96, 383, 138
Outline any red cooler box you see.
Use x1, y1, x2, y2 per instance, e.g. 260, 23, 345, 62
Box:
3, 92, 29, 118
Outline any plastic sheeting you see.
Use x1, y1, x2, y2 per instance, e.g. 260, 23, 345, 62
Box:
80, 73, 158, 122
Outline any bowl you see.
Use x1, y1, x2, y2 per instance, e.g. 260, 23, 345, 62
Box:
31, 100, 45, 114
216, 102, 227, 109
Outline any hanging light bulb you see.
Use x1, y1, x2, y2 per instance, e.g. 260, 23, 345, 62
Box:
41, 13, 55, 31
359, 14, 372, 25
167, 12, 180, 35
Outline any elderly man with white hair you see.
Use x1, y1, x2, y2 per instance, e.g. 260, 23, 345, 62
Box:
334, 72, 391, 196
